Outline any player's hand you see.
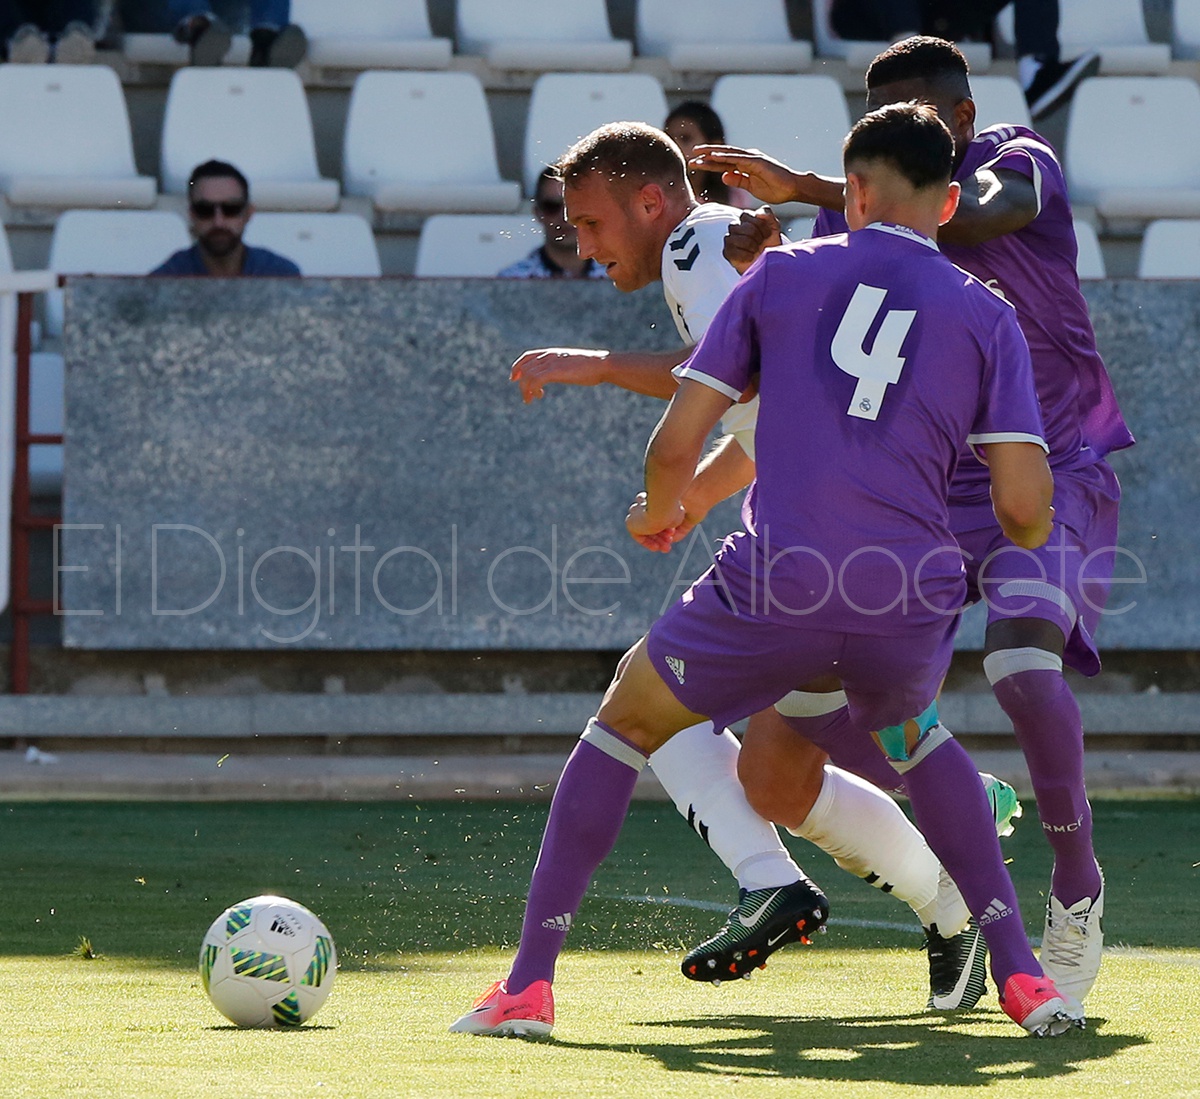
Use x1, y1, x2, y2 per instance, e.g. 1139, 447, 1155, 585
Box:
626, 492, 685, 553
689, 145, 803, 205
725, 208, 782, 274
510, 347, 610, 403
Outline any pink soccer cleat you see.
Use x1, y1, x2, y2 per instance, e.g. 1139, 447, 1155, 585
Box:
449, 979, 555, 1037
1000, 972, 1085, 1037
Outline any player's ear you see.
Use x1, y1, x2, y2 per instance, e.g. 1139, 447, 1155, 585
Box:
638, 182, 666, 219
954, 96, 976, 142
939, 180, 961, 226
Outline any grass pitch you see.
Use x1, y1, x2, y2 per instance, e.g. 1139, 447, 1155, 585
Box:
0, 798, 1197, 1098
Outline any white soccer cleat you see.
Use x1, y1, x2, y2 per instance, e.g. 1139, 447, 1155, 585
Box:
1041, 871, 1105, 1004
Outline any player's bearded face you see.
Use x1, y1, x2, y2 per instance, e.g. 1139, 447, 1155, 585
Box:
564, 175, 658, 292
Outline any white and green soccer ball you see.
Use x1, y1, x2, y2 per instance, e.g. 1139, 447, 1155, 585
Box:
199, 895, 336, 1028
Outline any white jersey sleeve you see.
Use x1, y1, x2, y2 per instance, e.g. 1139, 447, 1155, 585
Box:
661, 204, 759, 449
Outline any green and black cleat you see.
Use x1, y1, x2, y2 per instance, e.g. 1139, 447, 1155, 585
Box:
682, 878, 829, 983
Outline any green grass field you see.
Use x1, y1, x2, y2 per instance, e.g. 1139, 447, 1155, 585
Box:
1, 798, 1197, 1098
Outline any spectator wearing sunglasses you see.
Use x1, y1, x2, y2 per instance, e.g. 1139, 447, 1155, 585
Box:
497, 168, 607, 280
153, 160, 300, 276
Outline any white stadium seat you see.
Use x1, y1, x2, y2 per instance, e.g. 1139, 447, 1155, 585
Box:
414, 215, 544, 277
1073, 218, 1106, 279
457, 0, 631, 71
46, 210, 190, 337
810, 0, 990, 70
0, 66, 156, 210
1066, 78, 1200, 225
1175, 0, 1200, 60
636, 0, 811, 73
161, 68, 339, 211
524, 73, 669, 194
1137, 219, 1200, 278
343, 72, 521, 215
712, 75, 850, 213
291, 0, 451, 70
243, 212, 381, 275
997, 0, 1169, 75
969, 75, 1031, 130
29, 350, 63, 494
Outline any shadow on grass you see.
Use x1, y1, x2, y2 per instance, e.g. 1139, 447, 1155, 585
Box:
556, 1011, 1145, 1086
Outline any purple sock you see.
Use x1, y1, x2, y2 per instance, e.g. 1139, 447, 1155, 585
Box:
903, 738, 1039, 991
781, 708, 907, 796
991, 669, 1101, 906
507, 722, 646, 994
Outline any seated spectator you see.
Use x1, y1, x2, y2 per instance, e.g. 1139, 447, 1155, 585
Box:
664, 101, 752, 207
497, 168, 606, 280
153, 159, 300, 275
829, 1, 1097, 119
170, 0, 306, 66
1, 0, 97, 63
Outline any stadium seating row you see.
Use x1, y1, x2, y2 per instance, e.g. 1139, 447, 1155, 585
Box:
3, 65, 1199, 230
112, 0, 1200, 76
4, 206, 1197, 497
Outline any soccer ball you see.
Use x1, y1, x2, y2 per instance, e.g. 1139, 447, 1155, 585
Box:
199, 895, 337, 1027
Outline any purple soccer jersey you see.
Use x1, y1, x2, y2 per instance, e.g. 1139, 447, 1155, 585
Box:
676, 222, 1047, 635
815, 125, 1133, 503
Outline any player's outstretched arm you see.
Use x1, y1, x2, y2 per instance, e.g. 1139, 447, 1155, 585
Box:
511, 346, 688, 403
629, 380, 732, 549
939, 168, 1039, 247
674, 435, 756, 541
689, 145, 847, 211
985, 440, 1054, 549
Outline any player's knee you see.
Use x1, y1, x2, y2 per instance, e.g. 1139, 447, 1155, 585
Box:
983, 644, 1065, 703
736, 741, 821, 826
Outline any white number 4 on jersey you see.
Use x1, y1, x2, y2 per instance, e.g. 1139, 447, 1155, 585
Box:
830, 283, 915, 421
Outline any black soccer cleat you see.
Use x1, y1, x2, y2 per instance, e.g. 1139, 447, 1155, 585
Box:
682, 878, 829, 982
925, 918, 989, 1011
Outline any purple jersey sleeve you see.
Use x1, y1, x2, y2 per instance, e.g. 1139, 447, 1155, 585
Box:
966, 306, 1048, 464
674, 258, 765, 401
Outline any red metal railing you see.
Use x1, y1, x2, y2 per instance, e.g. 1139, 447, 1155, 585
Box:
7, 273, 60, 694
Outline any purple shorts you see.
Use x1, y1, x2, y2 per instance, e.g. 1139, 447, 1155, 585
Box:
645, 567, 957, 735
952, 459, 1121, 676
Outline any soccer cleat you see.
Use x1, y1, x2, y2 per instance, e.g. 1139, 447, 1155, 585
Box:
449, 979, 555, 1037
1026, 52, 1102, 121
1000, 972, 1086, 1037
980, 772, 1022, 837
925, 919, 988, 1011
1041, 871, 1105, 1003
681, 878, 829, 982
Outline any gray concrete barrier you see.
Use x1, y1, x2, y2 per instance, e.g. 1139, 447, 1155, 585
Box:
61, 277, 1189, 652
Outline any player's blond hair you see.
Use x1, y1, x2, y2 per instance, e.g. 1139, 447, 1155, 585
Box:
554, 122, 688, 194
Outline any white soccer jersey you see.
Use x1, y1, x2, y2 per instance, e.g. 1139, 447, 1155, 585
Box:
661, 203, 760, 458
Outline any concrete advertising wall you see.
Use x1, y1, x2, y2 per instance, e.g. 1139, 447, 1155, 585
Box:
61, 277, 1191, 651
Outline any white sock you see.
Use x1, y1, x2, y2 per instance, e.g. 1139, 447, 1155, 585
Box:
1018, 54, 1041, 90
649, 722, 802, 891
790, 765, 940, 924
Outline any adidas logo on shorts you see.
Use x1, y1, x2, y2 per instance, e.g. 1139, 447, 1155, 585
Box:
979, 897, 1014, 926
541, 913, 572, 932
665, 656, 686, 685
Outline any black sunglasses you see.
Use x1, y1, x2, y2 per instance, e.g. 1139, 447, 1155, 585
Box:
191, 200, 247, 219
